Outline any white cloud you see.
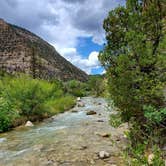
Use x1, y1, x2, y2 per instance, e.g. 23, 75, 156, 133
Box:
0, 0, 124, 74
102, 69, 106, 74
58, 47, 100, 74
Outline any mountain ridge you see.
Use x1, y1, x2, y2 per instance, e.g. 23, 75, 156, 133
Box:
0, 18, 88, 81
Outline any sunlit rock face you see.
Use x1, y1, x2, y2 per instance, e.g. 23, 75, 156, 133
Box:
0, 19, 88, 81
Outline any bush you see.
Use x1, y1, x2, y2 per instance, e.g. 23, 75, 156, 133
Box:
88, 75, 108, 97
125, 143, 165, 166
0, 97, 18, 132
109, 113, 123, 128
64, 80, 88, 97
45, 96, 75, 115
0, 76, 57, 118
0, 74, 76, 131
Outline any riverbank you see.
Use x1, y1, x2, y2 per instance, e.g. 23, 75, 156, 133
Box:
0, 97, 128, 166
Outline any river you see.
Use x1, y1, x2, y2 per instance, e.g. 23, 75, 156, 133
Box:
0, 97, 127, 166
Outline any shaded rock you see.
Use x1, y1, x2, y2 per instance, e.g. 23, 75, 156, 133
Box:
95, 132, 110, 138
79, 145, 87, 150
97, 120, 104, 122
71, 110, 78, 113
25, 121, 34, 127
100, 133, 110, 138
86, 110, 97, 115
98, 151, 110, 159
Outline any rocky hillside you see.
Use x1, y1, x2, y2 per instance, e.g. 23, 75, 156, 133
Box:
0, 19, 88, 81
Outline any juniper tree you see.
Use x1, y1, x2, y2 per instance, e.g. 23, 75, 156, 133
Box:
99, 0, 166, 144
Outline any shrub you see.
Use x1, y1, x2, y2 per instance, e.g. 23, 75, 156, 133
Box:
64, 80, 88, 97
45, 96, 76, 115
0, 97, 18, 132
0, 74, 77, 131
88, 75, 108, 97
109, 113, 123, 128
0, 76, 57, 118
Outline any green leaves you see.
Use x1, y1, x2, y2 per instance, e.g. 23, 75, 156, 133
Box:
100, 0, 166, 149
0, 74, 77, 132
144, 105, 166, 124
0, 97, 18, 132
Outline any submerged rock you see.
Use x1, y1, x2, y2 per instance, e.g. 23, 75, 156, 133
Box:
25, 121, 34, 127
86, 110, 97, 115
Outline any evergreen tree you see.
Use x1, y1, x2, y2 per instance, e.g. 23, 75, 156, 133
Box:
99, 0, 166, 144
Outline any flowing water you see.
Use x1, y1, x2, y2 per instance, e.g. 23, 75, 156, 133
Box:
0, 97, 127, 166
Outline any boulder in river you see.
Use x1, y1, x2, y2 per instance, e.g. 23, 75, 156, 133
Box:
71, 109, 78, 113
77, 97, 81, 101
77, 102, 85, 107
97, 119, 104, 122
25, 121, 34, 127
98, 151, 110, 159
79, 145, 87, 150
86, 110, 97, 115
95, 132, 110, 138
100, 133, 110, 138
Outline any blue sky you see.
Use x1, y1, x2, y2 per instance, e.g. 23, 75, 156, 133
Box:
0, 0, 124, 74
77, 37, 103, 57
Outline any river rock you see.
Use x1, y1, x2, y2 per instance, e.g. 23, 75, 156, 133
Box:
25, 121, 34, 127
95, 132, 110, 138
100, 133, 110, 138
97, 119, 104, 122
148, 153, 155, 165
0, 138, 6, 143
98, 151, 110, 159
86, 110, 97, 115
71, 109, 78, 113
77, 102, 85, 107
77, 97, 81, 101
79, 145, 87, 150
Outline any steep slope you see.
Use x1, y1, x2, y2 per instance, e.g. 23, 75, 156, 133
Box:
0, 19, 88, 81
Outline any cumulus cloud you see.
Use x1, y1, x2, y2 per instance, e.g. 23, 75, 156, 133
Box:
59, 47, 100, 74
0, 0, 124, 74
